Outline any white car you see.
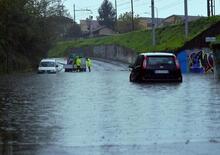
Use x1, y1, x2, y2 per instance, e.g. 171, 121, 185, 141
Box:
38, 59, 58, 74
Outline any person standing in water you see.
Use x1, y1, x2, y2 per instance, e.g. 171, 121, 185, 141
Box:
86, 58, 92, 72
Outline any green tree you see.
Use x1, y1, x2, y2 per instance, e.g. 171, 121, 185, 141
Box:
97, 0, 116, 29
65, 23, 82, 39
116, 12, 141, 33
0, 0, 77, 72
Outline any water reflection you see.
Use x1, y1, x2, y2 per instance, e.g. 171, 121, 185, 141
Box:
0, 129, 13, 155
0, 66, 220, 154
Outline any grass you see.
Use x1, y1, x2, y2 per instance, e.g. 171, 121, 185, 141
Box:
49, 16, 220, 57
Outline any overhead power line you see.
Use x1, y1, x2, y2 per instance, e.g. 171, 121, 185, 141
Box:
118, 1, 130, 7
73, 4, 93, 22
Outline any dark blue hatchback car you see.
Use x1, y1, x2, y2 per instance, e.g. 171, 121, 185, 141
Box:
129, 52, 182, 82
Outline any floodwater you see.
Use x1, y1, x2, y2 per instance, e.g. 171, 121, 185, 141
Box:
1, 60, 220, 155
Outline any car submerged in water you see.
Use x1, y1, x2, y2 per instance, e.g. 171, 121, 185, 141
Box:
64, 54, 86, 72
38, 59, 59, 74
129, 52, 182, 83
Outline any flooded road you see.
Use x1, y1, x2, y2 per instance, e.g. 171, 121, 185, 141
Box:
1, 60, 220, 155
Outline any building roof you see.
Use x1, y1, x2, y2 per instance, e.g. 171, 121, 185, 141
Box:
162, 14, 203, 22
92, 26, 109, 33
138, 17, 165, 23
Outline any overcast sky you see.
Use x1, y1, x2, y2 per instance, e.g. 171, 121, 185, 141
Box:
64, 0, 220, 23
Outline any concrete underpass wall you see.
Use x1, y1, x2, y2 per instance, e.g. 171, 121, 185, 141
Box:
68, 45, 215, 74
69, 45, 138, 64
177, 48, 214, 73
212, 44, 220, 79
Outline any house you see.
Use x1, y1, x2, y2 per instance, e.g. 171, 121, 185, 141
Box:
80, 19, 115, 37
138, 17, 152, 29
159, 15, 203, 27
80, 20, 100, 34
92, 26, 116, 37
137, 15, 202, 30
138, 17, 164, 29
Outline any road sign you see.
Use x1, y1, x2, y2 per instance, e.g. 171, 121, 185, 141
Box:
205, 37, 216, 42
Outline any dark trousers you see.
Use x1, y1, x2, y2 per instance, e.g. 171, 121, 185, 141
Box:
88, 67, 91, 72
77, 66, 81, 71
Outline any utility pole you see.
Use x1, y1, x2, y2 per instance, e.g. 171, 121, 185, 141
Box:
131, 0, 134, 31
73, 4, 76, 23
151, 0, 156, 46
207, 0, 215, 16
115, 0, 117, 22
154, 7, 158, 27
207, 0, 210, 16
88, 15, 93, 37
115, 0, 117, 30
73, 5, 92, 24
184, 0, 188, 39
6, 50, 9, 74
211, 0, 214, 16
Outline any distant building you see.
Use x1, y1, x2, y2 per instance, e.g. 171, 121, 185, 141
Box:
138, 17, 164, 29
80, 20, 100, 34
159, 15, 203, 27
92, 26, 116, 37
137, 15, 202, 30
80, 19, 115, 37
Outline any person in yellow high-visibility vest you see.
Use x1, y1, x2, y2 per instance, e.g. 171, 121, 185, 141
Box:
86, 58, 92, 72
75, 56, 81, 72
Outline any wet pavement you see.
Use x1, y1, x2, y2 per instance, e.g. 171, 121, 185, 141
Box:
1, 60, 220, 155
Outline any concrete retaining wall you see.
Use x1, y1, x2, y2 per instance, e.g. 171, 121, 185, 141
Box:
68, 45, 137, 64
68, 45, 216, 74
212, 44, 220, 79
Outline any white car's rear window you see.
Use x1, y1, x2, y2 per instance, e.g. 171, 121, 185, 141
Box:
40, 61, 55, 67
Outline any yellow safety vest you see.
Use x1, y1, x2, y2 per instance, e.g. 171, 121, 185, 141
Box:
86, 59, 92, 67
76, 58, 81, 66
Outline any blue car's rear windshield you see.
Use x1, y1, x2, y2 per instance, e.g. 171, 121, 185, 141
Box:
148, 56, 175, 66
